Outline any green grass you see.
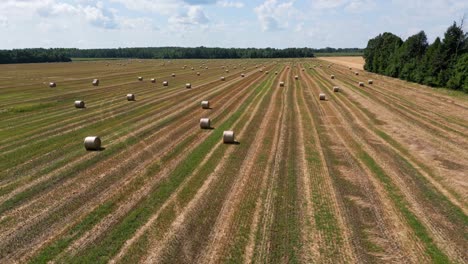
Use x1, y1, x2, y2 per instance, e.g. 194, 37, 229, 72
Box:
359, 151, 450, 264
268, 78, 301, 263
5, 102, 58, 113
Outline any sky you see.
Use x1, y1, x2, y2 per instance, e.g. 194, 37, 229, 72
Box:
0, 0, 467, 49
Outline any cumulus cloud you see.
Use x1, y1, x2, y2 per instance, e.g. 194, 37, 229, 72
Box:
169, 5, 209, 25
82, 5, 118, 29
217, 0, 244, 8
0, 16, 8, 27
310, 0, 376, 11
255, 0, 295, 31
1, 0, 119, 29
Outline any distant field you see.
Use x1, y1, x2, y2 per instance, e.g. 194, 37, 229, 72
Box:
314, 52, 364, 57
0, 59, 467, 263
72, 57, 127, 61
318, 56, 365, 70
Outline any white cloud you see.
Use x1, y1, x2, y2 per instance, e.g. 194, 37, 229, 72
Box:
254, 0, 296, 31
311, 0, 347, 9
109, 0, 183, 15
0, 16, 8, 28
82, 5, 118, 29
310, 0, 376, 12
169, 5, 209, 25
217, 0, 244, 8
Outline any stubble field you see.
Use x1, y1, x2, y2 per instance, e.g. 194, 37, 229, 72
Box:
0, 58, 467, 263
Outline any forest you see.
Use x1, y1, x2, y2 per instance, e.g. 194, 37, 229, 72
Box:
0, 47, 314, 63
364, 21, 468, 92
0, 47, 366, 64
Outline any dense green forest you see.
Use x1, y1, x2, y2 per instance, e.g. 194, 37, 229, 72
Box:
0, 49, 71, 64
364, 21, 468, 92
0, 46, 363, 64
0, 47, 311, 63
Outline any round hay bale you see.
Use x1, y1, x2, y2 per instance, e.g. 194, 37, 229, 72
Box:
295, 75, 299, 80
138, 77, 143, 81
84, 136, 101, 151
201, 100, 210, 109
205, 67, 208, 69
275, 71, 278, 75
241, 73, 245, 77
163, 81, 169, 86
368, 80, 373, 84
225, 70, 229, 73
234, 66, 237, 69
171, 73, 176, 77
49, 82, 56, 88
92, 79, 99, 86
260, 69, 263, 72
355, 72, 359, 76
151, 78, 156, 83
191, 67, 194, 70
127, 94, 135, 101
75, 100, 85, 108
221, 76, 225, 81
200, 118, 211, 129
349, 67, 352, 70
186, 83, 192, 89
302, 69, 305, 71
223, 131, 235, 144
265, 71, 269, 74
333, 86, 340, 92
319, 93, 326, 100
197, 72, 201, 76
279, 81, 285, 87
359, 82, 364, 87
331, 75, 335, 79
287, 66, 290, 69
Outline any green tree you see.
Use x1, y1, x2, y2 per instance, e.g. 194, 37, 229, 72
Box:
447, 53, 468, 91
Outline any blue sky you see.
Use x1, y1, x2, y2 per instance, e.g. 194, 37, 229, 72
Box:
0, 0, 466, 49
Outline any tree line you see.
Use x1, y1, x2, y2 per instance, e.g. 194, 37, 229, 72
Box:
0, 49, 71, 64
364, 21, 468, 92
0, 47, 314, 63
0, 46, 364, 64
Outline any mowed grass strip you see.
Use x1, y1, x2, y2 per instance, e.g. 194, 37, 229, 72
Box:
60, 72, 272, 263
265, 72, 302, 263
220, 72, 284, 263
295, 73, 346, 260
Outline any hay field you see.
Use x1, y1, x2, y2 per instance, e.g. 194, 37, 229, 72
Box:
0, 59, 467, 263
318, 56, 365, 70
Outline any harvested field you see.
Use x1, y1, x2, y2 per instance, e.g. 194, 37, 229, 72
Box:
319, 56, 365, 70
0, 58, 467, 263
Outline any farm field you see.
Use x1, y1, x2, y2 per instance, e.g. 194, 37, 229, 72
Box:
318, 56, 365, 70
0, 58, 467, 263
